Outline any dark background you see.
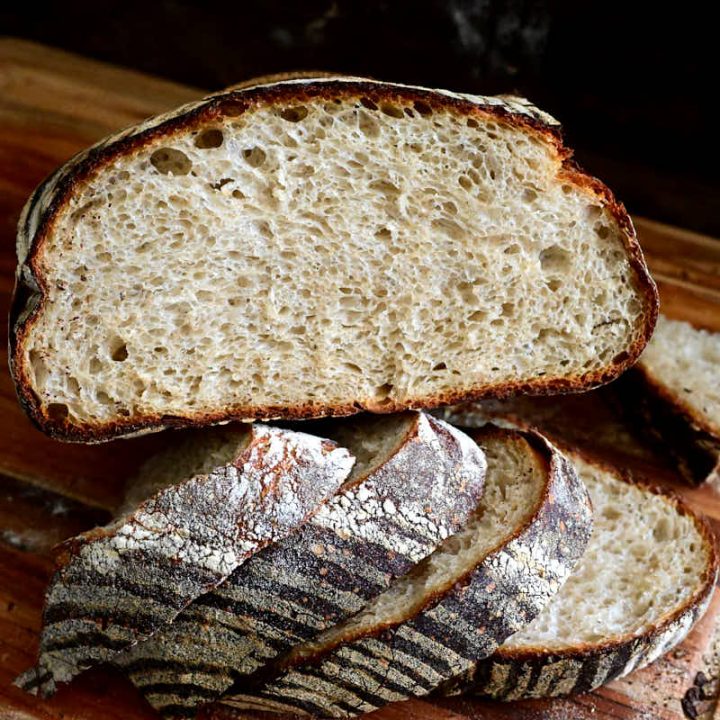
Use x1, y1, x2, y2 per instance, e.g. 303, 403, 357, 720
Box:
3, 1, 717, 235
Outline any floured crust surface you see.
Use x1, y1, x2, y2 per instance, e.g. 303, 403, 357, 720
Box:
14, 424, 353, 696
221, 426, 591, 717
114, 412, 487, 718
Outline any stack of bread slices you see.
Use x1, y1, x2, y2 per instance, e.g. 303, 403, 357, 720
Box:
11, 75, 718, 719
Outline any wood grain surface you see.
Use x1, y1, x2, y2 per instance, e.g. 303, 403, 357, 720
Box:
0, 37, 718, 720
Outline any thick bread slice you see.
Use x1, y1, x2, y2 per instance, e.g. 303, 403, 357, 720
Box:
448, 450, 718, 700
15, 424, 353, 697
221, 426, 592, 717
11, 75, 658, 442
114, 412, 487, 718
616, 315, 720, 485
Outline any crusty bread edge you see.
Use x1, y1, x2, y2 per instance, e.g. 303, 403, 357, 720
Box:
612, 363, 720, 485
445, 449, 719, 700
9, 77, 659, 443
221, 424, 591, 704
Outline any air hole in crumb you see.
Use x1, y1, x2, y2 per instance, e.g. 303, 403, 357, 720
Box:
379, 103, 404, 119
344, 362, 362, 373
360, 97, 378, 110
561, 184, 572, 194
210, 178, 234, 191
111, 344, 128, 362
375, 383, 394, 399
522, 188, 538, 203
458, 176, 472, 191
596, 225, 610, 239
194, 129, 224, 149
432, 362, 447, 371
467, 118, 479, 128
540, 244, 571, 271
232, 189, 246, 199
150, 148, 192, 175
47, 403, 68, 421
243, 147, 267, 167
280, 106, 308, 122
413, 100, 432, 116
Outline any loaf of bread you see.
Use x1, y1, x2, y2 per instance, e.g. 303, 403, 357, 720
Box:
114, 412, 488, 718
617, 315, 720, 485
15, 424, 354, 696
447, 448, 717, 700
11, 76, 657, 442
222, 425, 591, 717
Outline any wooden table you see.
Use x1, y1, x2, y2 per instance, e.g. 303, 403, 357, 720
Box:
0, 38, 718, 720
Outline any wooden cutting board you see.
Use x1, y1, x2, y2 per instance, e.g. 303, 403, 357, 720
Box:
0, 37, 718, 720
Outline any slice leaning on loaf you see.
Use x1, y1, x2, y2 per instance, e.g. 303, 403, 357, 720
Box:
114, 412, 487, 718
11, 75, 658, 442
221, 425, 592, 718
615, 314, 720, 485
445, 450, 718, 700
15, 424, 353, 697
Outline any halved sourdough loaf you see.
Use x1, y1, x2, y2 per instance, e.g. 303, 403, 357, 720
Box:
446, 449, 718, 700
113, 412, 487, 718
617, 315, 720, 485
15, 424, 353, 697
221, 425, 592, 717
11, 75, 658, 442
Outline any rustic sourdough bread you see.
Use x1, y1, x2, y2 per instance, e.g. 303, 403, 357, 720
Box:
114, 412, 487, 718
11, 76, 658, 442
447, 450, 718, 700
222, 426, 592, 717
617, 315, 720, 485
15, 424, 353, 697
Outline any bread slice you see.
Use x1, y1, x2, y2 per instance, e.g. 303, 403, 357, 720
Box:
15, 424, 353, 697
113, 412, 487, 718
11, 75, 658, 442
616, 314, 720, 485
221, 425, 592, 717
447, 450, 718, 700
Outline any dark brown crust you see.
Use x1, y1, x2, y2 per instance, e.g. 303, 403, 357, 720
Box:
113, 413, 488, 719
9, 76, 659, 443
219, 425, 593, 716
613, 364, 720, 485
446, 447, 719, 700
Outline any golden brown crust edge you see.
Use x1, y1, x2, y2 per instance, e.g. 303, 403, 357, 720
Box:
439, 450, 718, 700
9, 77, 659, 443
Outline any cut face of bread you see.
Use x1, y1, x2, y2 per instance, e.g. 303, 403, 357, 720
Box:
15, 424, 353, 697
115, 412, 487, 718
617, 315, 720, 485
11, 77, 658, 441
639, 316, 720, 434
457, 451, 718, 700
222, 426, 592, 717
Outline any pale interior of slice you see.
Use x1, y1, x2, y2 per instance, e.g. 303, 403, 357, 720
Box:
284, 431, 545, 665
308, 412, 416, 488
503, 454, 709, 649
26, 90, 648, 426
639, 314, 720, 432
